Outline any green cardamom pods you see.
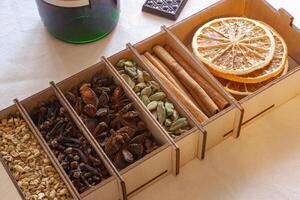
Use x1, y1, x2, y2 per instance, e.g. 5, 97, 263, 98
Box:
150, 81, 160, 91
157, 101, 166, 125
152, 111, 158, 120
116, 59, 126, 68
133, 82, 147, 93
121, 74, 136, 89
121, 74, 135, 89
171, 110, 179, 121
169, 118, 189, 132
137, 69, 144, 83
149, 92, 166, 101
141, 86, 152, 97
143, 70, 151, 82
124, 66, 137, 77
141, 95, 150, 106
147, 101, 158, 111
165, 102, 175, 117
124, 60, 135, 67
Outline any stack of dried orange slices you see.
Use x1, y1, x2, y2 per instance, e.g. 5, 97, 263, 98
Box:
192, 17, 288, 98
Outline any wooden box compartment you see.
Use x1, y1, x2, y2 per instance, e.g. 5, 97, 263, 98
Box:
168, 0, 300, 128
54, 61, 174, 199
128, 28, 243, 152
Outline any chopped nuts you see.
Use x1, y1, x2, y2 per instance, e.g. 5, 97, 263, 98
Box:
0, 116, 72, 200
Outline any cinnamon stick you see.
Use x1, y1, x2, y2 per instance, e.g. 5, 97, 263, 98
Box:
142, 55, 208, 123
144, 52, 196, 105
153, 45, 219, 116
165, 46, 230, 110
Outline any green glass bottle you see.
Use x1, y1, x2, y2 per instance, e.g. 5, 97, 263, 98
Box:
36, 0, 120, 44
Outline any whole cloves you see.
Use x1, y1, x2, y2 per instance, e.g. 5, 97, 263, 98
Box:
32, 99, 109, 194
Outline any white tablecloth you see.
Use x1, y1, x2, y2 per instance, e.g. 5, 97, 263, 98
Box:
1, 0, 300, 199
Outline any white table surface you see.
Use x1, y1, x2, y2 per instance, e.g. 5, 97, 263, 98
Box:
1, 0, 300, 199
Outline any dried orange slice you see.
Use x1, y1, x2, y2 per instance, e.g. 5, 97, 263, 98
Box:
219, 61, 288, 97
192, 17, 276, 75
209, 28, 287, 83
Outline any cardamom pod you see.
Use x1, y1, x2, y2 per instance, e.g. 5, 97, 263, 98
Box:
121, 74, 135, 89
124, 60, 135, 67
165, 102, 174, 117
149, 92, 166, 101
150, 81, 160, 91
141, 86, 152, 97
116, 59, 126, 68
152, 111, 158, 120
164, 118, 172, 127
137, 69, 144, 83
141, 95, 150, 106
171, 110, 179, 121
133, 82, 147, 93
143, 71, 151, 82
125, 66, 137, 77
169, 118, 189, 132
147, 101, 158, 111
157, 101, 166, 125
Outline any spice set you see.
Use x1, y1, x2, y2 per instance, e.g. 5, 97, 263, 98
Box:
191, 17, 288, 99
0, 1, 295, 199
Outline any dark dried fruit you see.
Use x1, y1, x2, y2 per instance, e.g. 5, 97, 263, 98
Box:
83, 104, 97, 118
80, 83, 99, 107
65, 73, 160, 170
128, 144, 144, 159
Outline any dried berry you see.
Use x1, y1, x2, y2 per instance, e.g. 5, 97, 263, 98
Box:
80, 83, 99, 107
66, 73, 160, 170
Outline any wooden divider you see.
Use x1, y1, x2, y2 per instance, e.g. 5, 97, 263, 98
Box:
14, 99, 81, 200
49, 82, 127, 200
102, 56, 180, 174
124, 43, 207, 160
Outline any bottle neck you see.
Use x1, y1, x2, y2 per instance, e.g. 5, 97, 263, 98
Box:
42, 0, 90, 7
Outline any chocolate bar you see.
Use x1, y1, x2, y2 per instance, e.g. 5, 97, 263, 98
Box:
142, 0, 188, 20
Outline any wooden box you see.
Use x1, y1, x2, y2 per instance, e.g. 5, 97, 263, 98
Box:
1, 0, 300, 199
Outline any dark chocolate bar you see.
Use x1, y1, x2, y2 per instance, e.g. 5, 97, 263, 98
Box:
142, 0, 188, 20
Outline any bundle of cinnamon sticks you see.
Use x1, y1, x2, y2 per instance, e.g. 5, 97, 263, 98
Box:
142, 45, 229, 123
